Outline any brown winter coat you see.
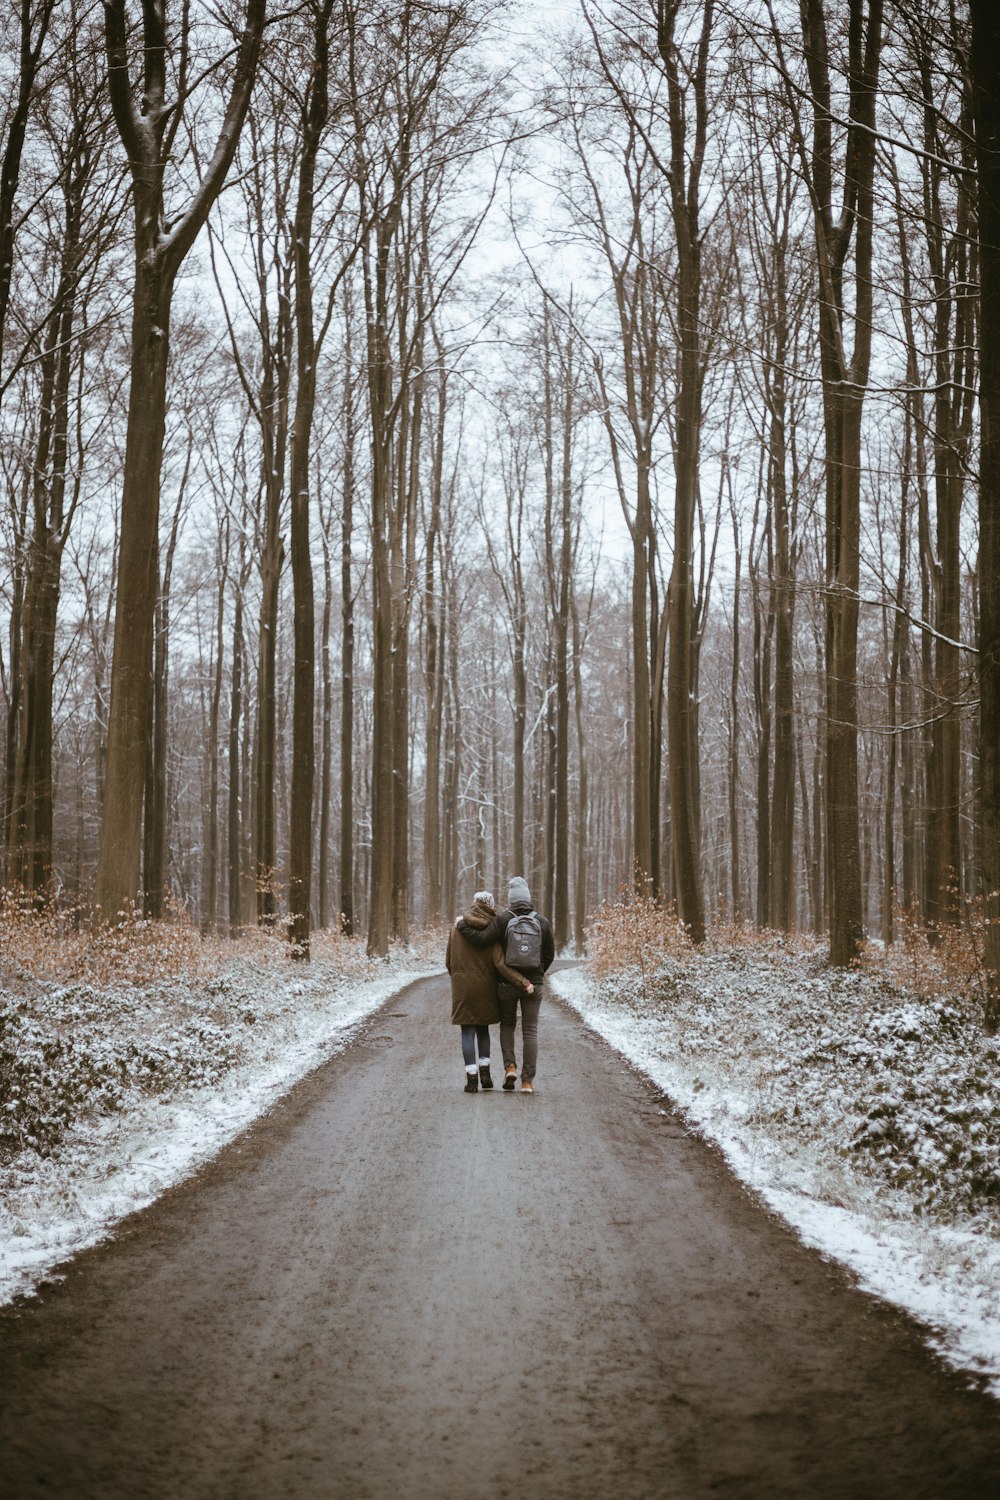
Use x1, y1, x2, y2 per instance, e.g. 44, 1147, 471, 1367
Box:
445, 902, 531, 1025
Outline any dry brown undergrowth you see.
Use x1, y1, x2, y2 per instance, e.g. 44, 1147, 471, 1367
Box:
0, 892, 445, 992
3, 886, 989, 1016
586, 890, 993, 1014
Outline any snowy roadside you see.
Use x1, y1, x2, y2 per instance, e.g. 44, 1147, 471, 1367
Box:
0, 951, 434, 1307
550, 958, 1000, 1398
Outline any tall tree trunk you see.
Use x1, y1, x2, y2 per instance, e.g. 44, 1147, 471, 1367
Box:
9, 198, 80, 897
390, 334, 421, 943
95, 0, 264, 919
364, 211, 398, 957
660, 0, 712, 943
97, 262, 170, 918
253, 289, 291, 925
553, 335, 574, 947
228, 561, 245, 937
795, 0, 883, 965
572, 591, 589, 954
339, 301, 356, 936
882, 427, 911, 947
918, 27, 976, 933
287, 0, 333, 958
3, 472, 29, 883
143, 462, 187, 919
423, 361, 446, 922
970, 0, 1000, 1026
728, 504, 742, 919
751, 547, 772, 927
318, 516, 332, 931
203, 522, 228, 934
442, 568, 461, 918
768, 335, 796, 931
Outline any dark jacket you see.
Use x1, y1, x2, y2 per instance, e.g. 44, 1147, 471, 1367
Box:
445, 901, 533, 1025
456, 901, 555, 988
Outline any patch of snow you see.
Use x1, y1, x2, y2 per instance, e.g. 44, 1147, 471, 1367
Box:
0, 963, 429, 1306
550, 962, 1000, 1398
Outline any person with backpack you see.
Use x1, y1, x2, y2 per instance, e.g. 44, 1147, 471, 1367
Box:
446, 890, 535, 1093
455, 876, 555, 1093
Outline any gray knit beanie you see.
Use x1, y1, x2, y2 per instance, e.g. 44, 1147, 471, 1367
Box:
507, 875, 531, 908
473, 889, 495, 911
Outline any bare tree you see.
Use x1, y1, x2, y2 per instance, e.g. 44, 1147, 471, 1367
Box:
95, 0, 265, 919
7, 22, 122, 896
771, 0, 884, 964
287, 0, 337, 957
970, 0, 1000, 1025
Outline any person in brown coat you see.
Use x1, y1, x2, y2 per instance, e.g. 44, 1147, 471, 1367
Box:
445, 891, 534, 1092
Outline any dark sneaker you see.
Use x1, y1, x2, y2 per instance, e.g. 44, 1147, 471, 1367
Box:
464, 1074, 478, 1092
503, 1067, 517, 1091
479, 1065, 494, 1089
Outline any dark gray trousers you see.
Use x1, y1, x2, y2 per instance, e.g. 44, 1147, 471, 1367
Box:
498, 991, 541, 1081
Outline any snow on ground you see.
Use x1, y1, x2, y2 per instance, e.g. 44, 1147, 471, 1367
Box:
0, 947, 432, 1306
550, 952, 1000, 1397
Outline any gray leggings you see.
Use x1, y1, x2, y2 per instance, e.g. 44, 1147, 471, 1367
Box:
498, 991, 541, 1081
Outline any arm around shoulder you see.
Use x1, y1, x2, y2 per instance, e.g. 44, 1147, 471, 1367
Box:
457, 911, 509, 947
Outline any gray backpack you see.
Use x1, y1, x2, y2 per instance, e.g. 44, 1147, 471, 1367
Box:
505, 911, 542, 969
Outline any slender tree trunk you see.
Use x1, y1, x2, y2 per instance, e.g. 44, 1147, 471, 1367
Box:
572, 592, 589, 954
390, 344, 421, 943
143, 469, 186, 919
287, 0, 333, 958
554, 338, 574, 946
423, 365, 446, 922
660, 0, 711, 943
364, 213, 397, 957
728, 510, 742, 919
883, 390, 914, 946
254, 329, 289, 925
971, 0, 1000, 1025
768, 353, 796, 931
97, 267, 170, 917
318, 520, 332, 931
203, 525, 228, 933
752, 560, 772, 926
795, 0, 883, 964
915, 24, 976, 933
96, 0, 264, 919
9, 227, 78, 897
442, 569, 461, 918
340, 307, 356, 937
228, 571, 245, 937
143, 580, 168, 916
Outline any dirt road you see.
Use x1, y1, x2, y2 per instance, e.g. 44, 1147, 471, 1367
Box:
1, 971, 998, 1498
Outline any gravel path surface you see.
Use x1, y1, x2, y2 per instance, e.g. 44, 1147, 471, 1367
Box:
1, 970, 999, 1498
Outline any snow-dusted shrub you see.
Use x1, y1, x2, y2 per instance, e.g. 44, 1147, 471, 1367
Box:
0, 903, 423, 1166
585, 937, 1000, 1226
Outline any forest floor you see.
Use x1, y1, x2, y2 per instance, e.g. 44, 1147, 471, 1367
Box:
2, 970, 1000, 1498
551, 931, 1000, 1398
